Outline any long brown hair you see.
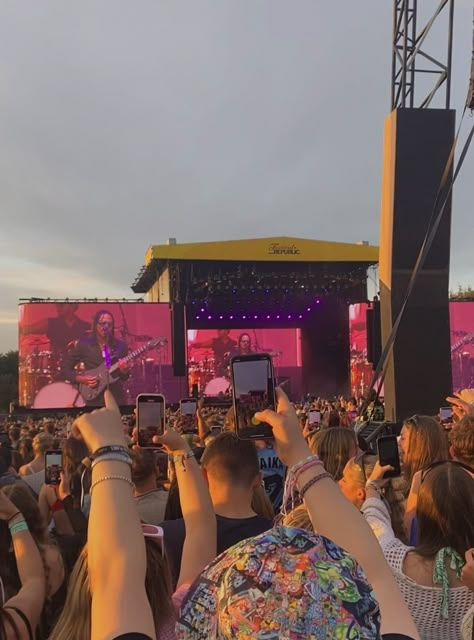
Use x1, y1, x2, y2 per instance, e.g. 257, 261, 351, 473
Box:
50, 538, 174, 639
310, 428, 357, 481
402, 415, 448, 484
416, 462, 474, 558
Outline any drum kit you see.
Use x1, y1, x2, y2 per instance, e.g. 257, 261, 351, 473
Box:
19, 337, 85, 408
188, 356, 231, 396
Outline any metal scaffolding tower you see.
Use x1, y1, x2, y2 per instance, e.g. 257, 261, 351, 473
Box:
391, 0, 455, 109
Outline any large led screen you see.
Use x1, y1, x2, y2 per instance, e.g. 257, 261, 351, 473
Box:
187, 328, 302, 396
18, 303, 172, 408
349, 301, 474, 395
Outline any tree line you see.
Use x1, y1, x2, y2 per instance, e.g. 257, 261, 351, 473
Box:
0, 351, 18, 413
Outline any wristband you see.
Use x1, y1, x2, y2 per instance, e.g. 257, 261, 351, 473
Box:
294, 458, 324, 481
290, 454, 321, 478
92, 445, 130, 459
9, 520, 28, 537
299, 472, 333, 498
172, 450, 196, 471
91, 452, 132, 470
50, 499, 64, 514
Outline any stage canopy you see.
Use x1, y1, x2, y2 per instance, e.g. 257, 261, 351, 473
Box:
131, 237, 378, 317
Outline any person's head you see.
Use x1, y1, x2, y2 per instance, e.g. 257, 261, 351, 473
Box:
0, 485, 48, 548
56, 302, 79, 318
201, 432, 261, 497
399, 415, 449, 483
238, 333, 251, 354
323, 410, 341, 428
18, 438, 34, 466
20, 426, 30, 438
0, 448, 12, 476
32, 432, 54, 458
416, 461, 474, 559
217, 329, 230, 340
338, 453, 377, 510
62, 437, 89, 476
449, 416, 474, 468
8, 427, 20, 445
310, 428, 358, 481
92, 309, 115, 342
50, 536, 173, 639
176, 527, 381, 639
42, 422, 56, 437
282, 504, 313, 531
131, 449, 158, 489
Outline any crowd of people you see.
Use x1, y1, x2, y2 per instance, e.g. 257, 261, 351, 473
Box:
0, 387, 473, 639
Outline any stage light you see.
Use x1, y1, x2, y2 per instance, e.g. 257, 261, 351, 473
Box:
298, 315, 303, 319
196, 316, 200, 320
316, 300, 320, 304
266, 315, 270, 319
219, 315, 223, 320
201, 308, 205, 312
276, 315, 280, 319
254, 315, 258, 319
230, 315, 234, 320
243, 315, 247, 319
307, 308, 311, 312
288, 315, 292, 319
208, 315, 212, 320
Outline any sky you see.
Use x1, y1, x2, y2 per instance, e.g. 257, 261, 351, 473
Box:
0, 1, 473, 353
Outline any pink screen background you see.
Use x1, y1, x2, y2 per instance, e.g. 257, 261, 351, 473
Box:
349, 301, 474, 395
18, 303, 172, 408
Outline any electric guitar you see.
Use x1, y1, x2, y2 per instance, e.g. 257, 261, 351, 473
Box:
79, 337, 166, 402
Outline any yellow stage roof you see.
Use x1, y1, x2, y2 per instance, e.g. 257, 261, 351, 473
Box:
145, 237, 378, 265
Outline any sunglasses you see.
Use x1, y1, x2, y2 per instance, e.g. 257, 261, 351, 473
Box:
405, 415, 420, 427
141, 523, 165, 557
420, 459, 474, 483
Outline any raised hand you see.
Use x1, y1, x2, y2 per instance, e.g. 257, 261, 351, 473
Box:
72, 390, 126, 453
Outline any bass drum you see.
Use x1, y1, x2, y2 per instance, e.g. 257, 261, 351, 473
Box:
33, 383, 85, 409
204, 377, 231, 396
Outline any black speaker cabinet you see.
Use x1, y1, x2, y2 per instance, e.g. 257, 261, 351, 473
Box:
171, 303, 187, 377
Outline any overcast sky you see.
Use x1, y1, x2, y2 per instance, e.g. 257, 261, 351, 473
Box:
1, 1, 473, 352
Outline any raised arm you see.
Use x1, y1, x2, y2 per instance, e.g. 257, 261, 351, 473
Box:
0, 491, 45, 640
256, 389, 420, 640
154, 430, 216, 588
73, 391, 155, 640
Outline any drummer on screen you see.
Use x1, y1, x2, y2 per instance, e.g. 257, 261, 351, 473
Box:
20, 303, 90, 353
189, 329, 237, 377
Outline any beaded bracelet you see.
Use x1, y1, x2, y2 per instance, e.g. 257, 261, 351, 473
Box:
299, 472, 333, 499
172, 450, 196, 472
91, 452, 132, 470
90, 475, 135, 495
9, 520, 28, 537
92, 445, 130, 459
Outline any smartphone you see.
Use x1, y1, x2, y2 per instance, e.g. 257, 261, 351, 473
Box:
308, 410, 321, 426
45, 450, 63, 486
231, 354, 276, 440
180, 398, 198, 433
440, 406, 453, 425
377, 435, 401, 478
137, 394, 166, 447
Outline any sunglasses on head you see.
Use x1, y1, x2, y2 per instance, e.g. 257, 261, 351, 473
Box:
141, 523, 164, 557
420, 459, 474, 483
353, 451, 372, 484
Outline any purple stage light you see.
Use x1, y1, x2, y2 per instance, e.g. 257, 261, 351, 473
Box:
200, 308, 205, 312
254, 315, 258, 319
219, 315, 223, 320
287, 315, 292, 319
298, 315, 303, 319
208, 315, 212, 320
230, 315, 234, 320
307, 307, 311, 312
316, 300, 320, 304
243, 315, 246, 319
266, 315, 270, 319
276, 315, 280, 319
196, 316, 200, 320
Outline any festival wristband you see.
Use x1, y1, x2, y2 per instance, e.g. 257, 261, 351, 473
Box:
92, 445, 130, 459
9, 520, 29, 536
172, 450, 196, 471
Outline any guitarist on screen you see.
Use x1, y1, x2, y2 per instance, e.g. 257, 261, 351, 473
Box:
63, 309, 129, 406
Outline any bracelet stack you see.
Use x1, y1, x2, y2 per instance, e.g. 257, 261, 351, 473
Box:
90, 475, 135, 495
91, 445, 132, 470
8, 513, 28, 537
281, 454, 329, 516
172, 450, 196, 472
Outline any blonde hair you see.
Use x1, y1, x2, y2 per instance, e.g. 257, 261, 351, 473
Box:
310, 428, 357, 481
282, 504, 313, 532
402, 416, 448, 484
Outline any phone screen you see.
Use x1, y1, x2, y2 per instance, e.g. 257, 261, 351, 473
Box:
231, 355, 275, 439
180, 399, 198, 433
377, 435, 401, 478
440, 406, 453, 424
137, 394, 165, 447
45, 450, 63, 485
309, 410, 321, 425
